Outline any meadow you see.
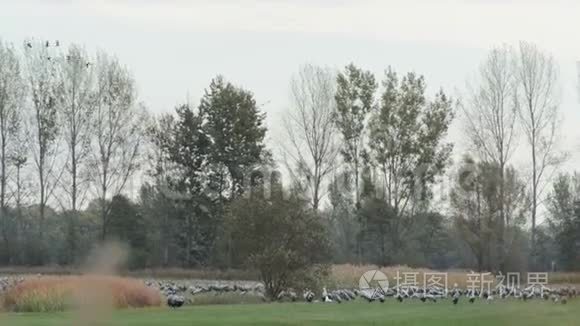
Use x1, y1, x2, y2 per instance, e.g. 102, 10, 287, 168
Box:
1, 266, 579, 325
1, 299, 579, 326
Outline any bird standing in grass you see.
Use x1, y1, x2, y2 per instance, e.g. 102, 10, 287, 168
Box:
452, 292, 459, 305
321, 287, 333, 303
543, 293, 550, 300
396, 294, 404, 303
167, 295, 185, 308
303, 290, 314, 303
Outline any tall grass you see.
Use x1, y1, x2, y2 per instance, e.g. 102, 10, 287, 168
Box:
2, 276, 161, 312
550, 272, 580, 285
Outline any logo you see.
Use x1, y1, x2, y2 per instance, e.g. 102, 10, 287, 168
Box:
359, 270, 389, 293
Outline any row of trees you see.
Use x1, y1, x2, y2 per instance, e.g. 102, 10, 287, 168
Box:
282, 42, 572, 273
0, 39, 578, 286
0, 40, 145, 264
460, 43, 564, 271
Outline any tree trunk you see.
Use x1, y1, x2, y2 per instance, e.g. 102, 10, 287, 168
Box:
0, 127, 8, 263
530, 119, 538, 267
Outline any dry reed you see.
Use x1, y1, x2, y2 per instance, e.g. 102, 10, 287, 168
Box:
2, 275, 161, 312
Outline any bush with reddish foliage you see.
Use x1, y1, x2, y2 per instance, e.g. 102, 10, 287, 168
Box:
2, 276, 161, 312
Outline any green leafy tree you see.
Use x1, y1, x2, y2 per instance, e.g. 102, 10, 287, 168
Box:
228, 191, 330, 299
139, 183, 185, 267
547, 173, 580, 271
154, 105, 214, 266
334, 64, 377, 208
358, 197, 397, 266
327, 172, 358, 263
107, 194, 150, 269
200, 76, 269, 199
369, 68, 454, 215
450, 156, 528, 272
409, 211, 453, 269
366, 68, 453, 261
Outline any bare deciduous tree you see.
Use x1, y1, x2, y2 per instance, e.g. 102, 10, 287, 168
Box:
0, 40, 25, 261
59, 44, 96, 212
283, 64, 339, 211
514, 41, 565, 258
22, 40, 63, 255
90, 52, 146, 240
462, 45, 519, 271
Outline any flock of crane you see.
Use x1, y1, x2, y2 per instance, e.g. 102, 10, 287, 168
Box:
285, 285, 577, 305
153, 278, 577, 308
1, 277, 576, 309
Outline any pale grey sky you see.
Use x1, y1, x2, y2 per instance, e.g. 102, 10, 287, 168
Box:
1, 0, 579, 176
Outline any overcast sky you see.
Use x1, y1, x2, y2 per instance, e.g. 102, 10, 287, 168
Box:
1, 0, 579, 175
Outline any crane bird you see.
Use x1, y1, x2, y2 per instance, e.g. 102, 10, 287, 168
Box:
452, 292, 460, 305
321, 287, 333, 303
167, 295, 185, 308
303, 290, 314, 303
331, 292, 342, 304
377, 293, 385, 303
396, 294, 404, 303
359, 289, 374, 302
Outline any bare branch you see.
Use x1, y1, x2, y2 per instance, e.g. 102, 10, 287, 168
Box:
282, 64, 340, 211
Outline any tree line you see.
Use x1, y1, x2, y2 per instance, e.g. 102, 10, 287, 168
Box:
0, 40, 145, 266
0, 39, 578, 281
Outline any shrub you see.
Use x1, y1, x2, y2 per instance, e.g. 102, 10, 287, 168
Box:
228, 193, 332, 300
2, 276, 161, 312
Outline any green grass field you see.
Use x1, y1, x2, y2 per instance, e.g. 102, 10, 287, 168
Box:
1, 299, 578, 326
